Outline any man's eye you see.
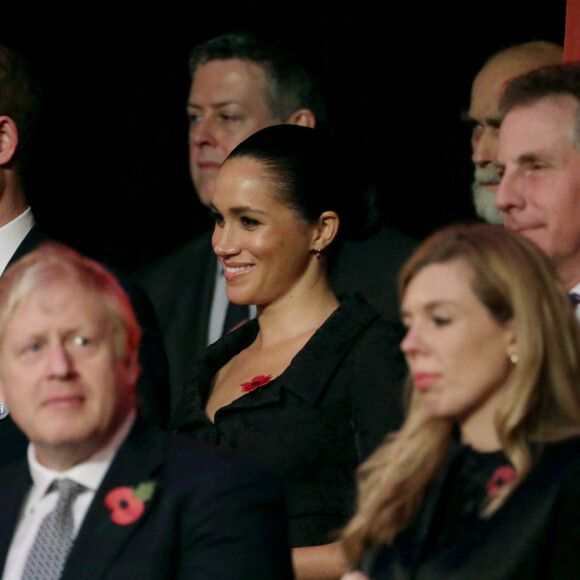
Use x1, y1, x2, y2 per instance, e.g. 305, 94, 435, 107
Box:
72, 336, 89, 346
26, 342, 41, 353
433, 317, 451, 327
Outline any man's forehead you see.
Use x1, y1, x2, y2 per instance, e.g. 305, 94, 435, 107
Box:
470, 53, 560, 120
189, 58, 269, 106
8, 280, 110, 323
470, 64, 514, 117
500, 98, 578, 144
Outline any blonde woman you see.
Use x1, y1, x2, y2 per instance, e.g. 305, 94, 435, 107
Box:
342, 223, 580, 579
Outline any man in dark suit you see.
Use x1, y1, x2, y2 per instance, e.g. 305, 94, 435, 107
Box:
495, 62, 580, 318
0, 44, 170, 464
138, 32, 416, 414
0, 242, 293, 579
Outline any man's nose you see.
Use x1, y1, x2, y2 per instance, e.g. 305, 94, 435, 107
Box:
472, 130, 498, 167
495, 166, 518, 213
48, 343, 75, 378
191, 116, 216, 147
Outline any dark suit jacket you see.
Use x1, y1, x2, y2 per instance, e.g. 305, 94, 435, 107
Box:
0, 420, 294, 579
138, 226, 416, 415
360, 437, 580, 579
0, 226, 171, 465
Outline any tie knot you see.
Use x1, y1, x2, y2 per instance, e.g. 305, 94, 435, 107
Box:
52, 478, 86, 501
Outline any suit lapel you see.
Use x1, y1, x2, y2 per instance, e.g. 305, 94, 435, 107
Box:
62, 422, 166, 580
179, 295, 381, 425
0, 461, 31, 571
7, 225, 49, 267
194, 235, 218, 353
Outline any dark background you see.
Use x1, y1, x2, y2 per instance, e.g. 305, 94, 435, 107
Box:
3, 0, 568, 275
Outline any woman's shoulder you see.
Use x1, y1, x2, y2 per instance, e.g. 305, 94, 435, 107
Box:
535, 436, 580, 479
333, 293, 406, 352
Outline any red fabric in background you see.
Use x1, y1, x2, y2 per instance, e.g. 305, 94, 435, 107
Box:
565, 0, 580, 61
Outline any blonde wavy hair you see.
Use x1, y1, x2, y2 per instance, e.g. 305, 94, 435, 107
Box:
342, 223, 580, 564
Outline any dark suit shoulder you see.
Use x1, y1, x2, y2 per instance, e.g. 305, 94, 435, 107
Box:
133, 232, 217, 409
126, 424, 295, 579
136, 231, 214, 294
331, 227, 418, 322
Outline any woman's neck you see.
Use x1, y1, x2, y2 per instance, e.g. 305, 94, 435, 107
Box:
459, 409, 502, 452
254, 278, 339, 349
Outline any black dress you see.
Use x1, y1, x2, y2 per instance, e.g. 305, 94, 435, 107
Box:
173, 293, 408, 547
360, 437, 580, 579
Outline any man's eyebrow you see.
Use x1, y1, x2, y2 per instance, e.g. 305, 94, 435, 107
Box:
459, 109, 473, 123
187, 100, 241, 110
516, 152, 547, 164
459, 110, 502, 128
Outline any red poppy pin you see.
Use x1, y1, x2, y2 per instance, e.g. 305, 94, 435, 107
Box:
104, 480, 156, 526
241, 374, 273, 393
487, 465, 518, 498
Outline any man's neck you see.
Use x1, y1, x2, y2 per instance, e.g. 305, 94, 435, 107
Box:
0, 184, 28, 229
558, 261, 580, 292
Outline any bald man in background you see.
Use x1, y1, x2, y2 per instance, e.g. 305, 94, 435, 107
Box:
465, 41, 563, 224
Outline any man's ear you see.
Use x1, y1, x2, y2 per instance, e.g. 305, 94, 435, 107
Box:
0, 116, 18, 166
285, 109, 316, 128
311, 211, 340, 252
0, 367, 7, 404
122, 349, 141, 389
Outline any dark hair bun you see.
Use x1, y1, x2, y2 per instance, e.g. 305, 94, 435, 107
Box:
228, 124, 379, 241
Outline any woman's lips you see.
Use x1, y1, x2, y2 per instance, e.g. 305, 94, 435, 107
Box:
223, 263, 254, 282
412, 373, 439, 392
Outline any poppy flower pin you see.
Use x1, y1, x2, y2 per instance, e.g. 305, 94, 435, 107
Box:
103, 480, 156, 527
241, 374, 273, 393
486, 465, 518, 498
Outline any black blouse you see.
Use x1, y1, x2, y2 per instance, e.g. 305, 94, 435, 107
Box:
173, 293, 408, 547
361, 437, 580, 579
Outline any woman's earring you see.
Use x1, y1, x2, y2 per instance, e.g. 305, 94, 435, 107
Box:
510, 353, 519, 365
314, 248, 323, 260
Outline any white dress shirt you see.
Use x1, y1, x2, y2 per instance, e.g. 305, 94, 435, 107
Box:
208, 258, 256, 346
0, 209, 34, 419
0, 208, 34, 276
2, 410, 136, 580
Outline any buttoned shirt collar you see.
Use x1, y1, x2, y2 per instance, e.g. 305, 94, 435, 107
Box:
0, 208, 34, 275
26, 408, 136, 504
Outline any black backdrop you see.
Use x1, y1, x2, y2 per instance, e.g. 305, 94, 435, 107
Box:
3, 0, 567, 274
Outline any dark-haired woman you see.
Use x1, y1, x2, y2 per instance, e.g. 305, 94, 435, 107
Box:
173, 125, 408, 579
